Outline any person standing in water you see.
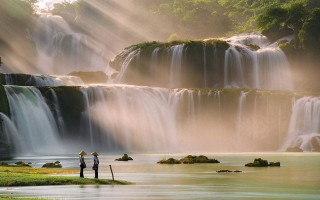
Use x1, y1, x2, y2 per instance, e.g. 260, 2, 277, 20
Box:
91, 152, 99, 178
79, 151, 87, 178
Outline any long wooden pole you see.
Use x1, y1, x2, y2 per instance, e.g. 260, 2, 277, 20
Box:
109, 165, 114, 181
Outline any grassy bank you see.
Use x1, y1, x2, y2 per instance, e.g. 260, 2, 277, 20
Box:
0, 198, 47, 200
0, 166, 131, 187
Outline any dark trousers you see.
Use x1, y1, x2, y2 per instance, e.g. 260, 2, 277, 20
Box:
94, 169, 98, 178
80, 166, 84, 178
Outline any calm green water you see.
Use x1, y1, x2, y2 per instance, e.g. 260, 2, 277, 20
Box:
0, 153, 319, 200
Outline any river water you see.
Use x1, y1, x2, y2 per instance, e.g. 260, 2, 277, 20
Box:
0, 153, 319, 200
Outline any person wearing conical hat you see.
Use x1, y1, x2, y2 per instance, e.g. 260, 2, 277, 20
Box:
79, 151, 87, 178
91, 152, 99, 179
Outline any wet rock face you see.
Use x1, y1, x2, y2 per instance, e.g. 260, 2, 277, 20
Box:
0, 143, 11, 160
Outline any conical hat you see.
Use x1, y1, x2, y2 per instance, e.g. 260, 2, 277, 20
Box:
79, 151, 87, 156
91, 152, 98, 156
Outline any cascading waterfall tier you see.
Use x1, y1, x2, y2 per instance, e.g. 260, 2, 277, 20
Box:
281, 97, 320, 152
0, 84, 301, 154
33, 14, 107, 74
3, 86, 63, 155
110, 33, 293, 90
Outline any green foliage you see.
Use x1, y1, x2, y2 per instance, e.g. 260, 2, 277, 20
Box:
299, 8, 320, 53
257, 6, 291, 41
257, 1, 319, 55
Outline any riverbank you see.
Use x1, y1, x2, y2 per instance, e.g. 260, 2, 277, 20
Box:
0, 166, 131, 187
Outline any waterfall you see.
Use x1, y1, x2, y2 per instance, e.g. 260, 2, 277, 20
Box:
169, 45, 184, 88
111, 33, 293, 90
114, 48, 141, 82
33, 14, 106, 74
224, 33, 293, 90
0, 113, 23, 154
79, 85, 178, 152
48, 88, 67, 137
236, 91, 247, 150
4, 86, 63, 155
281, 97, 320, 151
151, 47, 160, 73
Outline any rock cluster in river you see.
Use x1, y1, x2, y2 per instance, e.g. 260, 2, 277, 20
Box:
245, 158, 280, 167
158, 155, 220, 164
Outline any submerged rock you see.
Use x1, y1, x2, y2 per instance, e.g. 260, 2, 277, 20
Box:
245, 158, 280, 167
216, 169, 242, 173
115, 154, 133, 161
42, 161, 62, 168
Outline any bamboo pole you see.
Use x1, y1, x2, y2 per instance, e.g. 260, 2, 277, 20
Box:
109, 164, 114, 181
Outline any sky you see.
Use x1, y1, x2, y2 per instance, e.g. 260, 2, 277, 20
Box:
36, 0, 76, 10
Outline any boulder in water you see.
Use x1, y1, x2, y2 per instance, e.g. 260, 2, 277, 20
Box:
245, 158, 280, 167
42, 161, 62, 168
115, 154, 133, 161
180, 155, 220, 164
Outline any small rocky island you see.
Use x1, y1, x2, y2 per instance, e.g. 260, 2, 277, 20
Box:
158, 155, 220, 164
115, 154, 133, 161
245, 158, 280, 167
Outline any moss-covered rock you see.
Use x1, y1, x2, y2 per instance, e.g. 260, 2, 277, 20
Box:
110, 39, 229, 88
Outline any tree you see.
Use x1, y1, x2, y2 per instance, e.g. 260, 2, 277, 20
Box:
299, 8, 320, 53
257, 6, 291, 41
